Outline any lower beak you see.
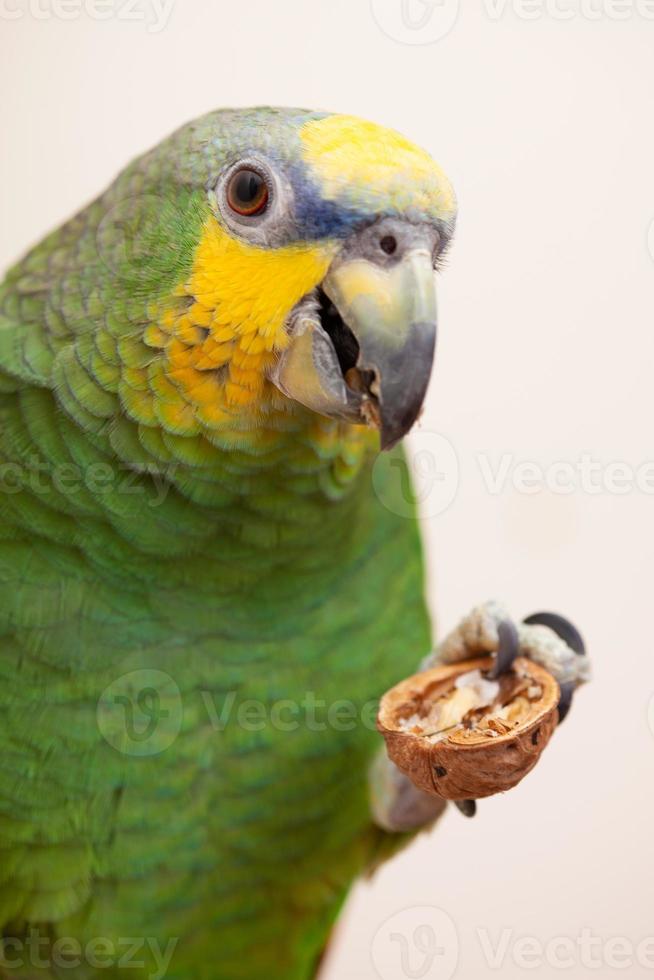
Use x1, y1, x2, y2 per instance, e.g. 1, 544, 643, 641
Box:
270, 236, 438, 450
322, 250, 437, 449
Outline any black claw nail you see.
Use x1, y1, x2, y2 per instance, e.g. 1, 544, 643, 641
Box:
455, 799, 477, 818
523, 611, 586, 657
487, 619, 520, 679
557, 681, 575, 724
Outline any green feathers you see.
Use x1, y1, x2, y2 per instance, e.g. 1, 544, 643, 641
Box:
0, 108, 436, 978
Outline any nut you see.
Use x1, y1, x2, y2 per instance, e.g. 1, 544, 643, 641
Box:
377, 656, 560, 800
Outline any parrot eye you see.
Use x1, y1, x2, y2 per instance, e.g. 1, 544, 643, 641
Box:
213, 157, 289, 244
226, 168, 269, 217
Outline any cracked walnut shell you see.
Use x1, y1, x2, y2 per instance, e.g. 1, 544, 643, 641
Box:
377, 656, 561, 800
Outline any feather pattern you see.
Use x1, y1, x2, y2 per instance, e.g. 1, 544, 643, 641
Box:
0, 107, 447, 979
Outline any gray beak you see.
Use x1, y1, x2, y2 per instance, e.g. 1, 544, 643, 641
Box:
270, 219, 440, 449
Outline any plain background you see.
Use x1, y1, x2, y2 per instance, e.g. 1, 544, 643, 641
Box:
1, 2, 653, 978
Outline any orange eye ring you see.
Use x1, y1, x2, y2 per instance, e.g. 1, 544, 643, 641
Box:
226, 168, 270, 217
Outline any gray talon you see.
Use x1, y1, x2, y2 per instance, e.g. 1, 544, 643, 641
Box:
455, 799, 477, 818
487, 619, 520, 679
523, 612, 586, 657
557, 681, 575, 724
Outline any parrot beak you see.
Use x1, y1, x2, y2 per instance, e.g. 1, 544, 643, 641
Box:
271, 221, 439, 450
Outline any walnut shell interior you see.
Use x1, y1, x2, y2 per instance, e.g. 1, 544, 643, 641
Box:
377, 656, 560, 800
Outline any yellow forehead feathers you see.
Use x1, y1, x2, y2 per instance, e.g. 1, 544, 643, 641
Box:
300, 114, 456, 219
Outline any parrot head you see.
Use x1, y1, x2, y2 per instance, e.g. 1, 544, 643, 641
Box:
101, 108, 457, 451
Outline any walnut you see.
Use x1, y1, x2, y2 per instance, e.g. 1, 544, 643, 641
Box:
377, 656, 560, 801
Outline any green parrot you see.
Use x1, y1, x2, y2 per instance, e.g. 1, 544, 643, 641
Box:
0, 106, 458, 979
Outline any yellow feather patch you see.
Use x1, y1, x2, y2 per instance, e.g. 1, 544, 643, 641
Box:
184, 215, 334, 353
300, 114, 456, 219
146, 215, 337, 417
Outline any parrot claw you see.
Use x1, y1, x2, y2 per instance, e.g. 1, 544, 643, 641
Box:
521, 611, 588, 724
522, 611, 586, 657
486, 619, 520, 679
455, 799, 477, 818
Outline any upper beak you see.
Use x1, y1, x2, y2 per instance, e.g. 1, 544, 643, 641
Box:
323, 246, 437, 449
270, 220, 439, 449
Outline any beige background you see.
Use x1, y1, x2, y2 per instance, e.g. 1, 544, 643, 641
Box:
1, 1, 653, 977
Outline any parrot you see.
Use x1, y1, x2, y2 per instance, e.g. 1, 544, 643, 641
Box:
0, 106, 588, 980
